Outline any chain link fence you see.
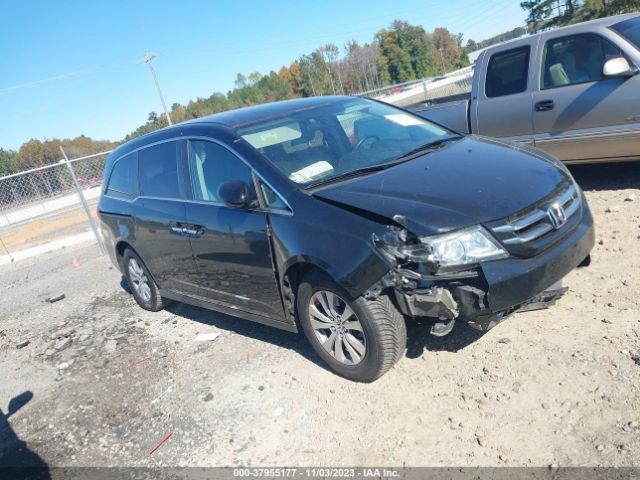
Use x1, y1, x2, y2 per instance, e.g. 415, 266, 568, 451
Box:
357, 65, 474, 108
0, 151, 111, 227
0, 150, 112, 265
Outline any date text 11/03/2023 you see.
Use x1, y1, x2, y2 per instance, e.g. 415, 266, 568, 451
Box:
232, 468, 401, 478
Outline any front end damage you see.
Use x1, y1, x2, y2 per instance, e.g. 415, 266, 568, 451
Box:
366, 212, 593, 336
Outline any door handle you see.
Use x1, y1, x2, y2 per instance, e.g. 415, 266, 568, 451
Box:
170, 225, 187, 236
188, 224, 205, 238
170, 223, 204, 237
535, 100, 554, 112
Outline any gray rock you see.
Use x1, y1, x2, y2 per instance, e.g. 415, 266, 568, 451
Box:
498, 338, 511, 344
54, 337, 71, 352
57, 360, 73, 370
46, 293, 66, 303
104, 339, 118, 352
15, 339, 30, 349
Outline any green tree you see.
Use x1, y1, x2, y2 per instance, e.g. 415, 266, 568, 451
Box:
0, 148, 17, 176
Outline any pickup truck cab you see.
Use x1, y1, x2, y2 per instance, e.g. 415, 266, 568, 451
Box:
412, 13, 640, 164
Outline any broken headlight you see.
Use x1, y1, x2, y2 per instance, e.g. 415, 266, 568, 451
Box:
420, 226, 508, 269
374, 225, 508, 272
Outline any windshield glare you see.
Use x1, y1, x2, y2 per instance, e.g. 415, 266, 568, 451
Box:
236, 98, 452, 186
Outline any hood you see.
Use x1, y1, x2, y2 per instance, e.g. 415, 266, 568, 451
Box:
312, 136, 569, 236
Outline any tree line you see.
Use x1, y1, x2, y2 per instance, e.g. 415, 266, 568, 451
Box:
521, 0, 639, 32
124, 20, 470, 141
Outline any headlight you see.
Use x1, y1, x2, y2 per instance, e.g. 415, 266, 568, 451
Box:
421, 226, 508, 269
373, 225, 508, 272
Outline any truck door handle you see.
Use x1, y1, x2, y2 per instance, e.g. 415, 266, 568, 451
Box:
535, 100, 554, 112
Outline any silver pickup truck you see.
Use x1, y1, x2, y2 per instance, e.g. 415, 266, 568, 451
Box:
411, 13, 640, 164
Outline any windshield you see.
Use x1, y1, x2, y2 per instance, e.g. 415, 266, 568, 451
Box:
236, 98, 454, 187
612, 16, 640, 51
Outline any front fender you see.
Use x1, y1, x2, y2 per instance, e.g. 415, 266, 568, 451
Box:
269, 201, 392, 298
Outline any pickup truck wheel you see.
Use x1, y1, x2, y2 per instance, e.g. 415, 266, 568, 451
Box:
123, 249, 171, 312
297, 271, 406, 382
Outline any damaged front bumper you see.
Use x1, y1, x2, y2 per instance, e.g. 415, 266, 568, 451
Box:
378, 202, 595, 333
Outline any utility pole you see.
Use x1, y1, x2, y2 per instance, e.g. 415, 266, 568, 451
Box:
144, 52, 172, 126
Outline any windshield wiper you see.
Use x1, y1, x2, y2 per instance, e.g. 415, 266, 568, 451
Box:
393, 135, 461, 162
306, 160, 412, 189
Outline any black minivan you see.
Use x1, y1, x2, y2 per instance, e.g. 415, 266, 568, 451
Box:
98, 96, 594, 382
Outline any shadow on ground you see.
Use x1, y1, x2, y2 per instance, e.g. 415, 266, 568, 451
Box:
0, 391, 50, 479
406, 321, 486, 359
165, 301, 329, 369
569, 161, 640, 191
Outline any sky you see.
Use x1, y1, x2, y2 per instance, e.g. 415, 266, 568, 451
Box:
0, 0, 526, 151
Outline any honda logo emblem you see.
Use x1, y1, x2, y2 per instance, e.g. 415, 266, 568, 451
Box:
547, 203, 567, 229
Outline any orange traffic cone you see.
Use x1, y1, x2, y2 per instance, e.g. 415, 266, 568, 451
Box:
71, 256, 81, 268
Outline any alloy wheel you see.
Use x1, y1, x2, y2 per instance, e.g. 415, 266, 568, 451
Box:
309, 290, 367, 365
128, 258, 151, 303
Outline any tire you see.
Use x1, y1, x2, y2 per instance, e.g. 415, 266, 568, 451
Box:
297, 270, 407, 382
122, 248, 171, 312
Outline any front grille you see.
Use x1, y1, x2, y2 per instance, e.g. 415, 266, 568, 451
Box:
488, 182, 581, 257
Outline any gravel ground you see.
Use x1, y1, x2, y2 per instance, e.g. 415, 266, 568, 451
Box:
0, 162, 639, 468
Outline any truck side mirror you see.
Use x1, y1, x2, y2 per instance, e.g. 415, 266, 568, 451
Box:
603, 57, 637, 78
218, 180, 251, 209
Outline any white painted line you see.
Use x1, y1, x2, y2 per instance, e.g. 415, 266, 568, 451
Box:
0, 231, 96, 265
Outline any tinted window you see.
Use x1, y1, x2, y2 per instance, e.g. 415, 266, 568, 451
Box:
259, 181, 288, 211
106, 152, 137, 199
542, 34, 625, 89
612, 16, 640, 51
486, 46, 530, 98
188, 141, 255, 203
138, 141, 182, 199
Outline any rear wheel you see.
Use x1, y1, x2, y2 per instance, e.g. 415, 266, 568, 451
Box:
297, 271, 406, 382
123, 249, 171, 312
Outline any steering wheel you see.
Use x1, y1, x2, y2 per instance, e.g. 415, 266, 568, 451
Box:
353, 135, 379, 152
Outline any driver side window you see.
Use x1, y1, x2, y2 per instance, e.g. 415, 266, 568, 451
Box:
188, 140, 256, 204
542, 34, 625, 89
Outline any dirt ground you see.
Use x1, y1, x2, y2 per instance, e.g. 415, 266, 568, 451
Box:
0, 199, 99, 252
0, 162, 639, 468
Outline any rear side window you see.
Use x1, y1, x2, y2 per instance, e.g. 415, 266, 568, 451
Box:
138, 141, 183, 199
106, 152, 137, 199
485, 46, 530, 98
188, 140, 255, 203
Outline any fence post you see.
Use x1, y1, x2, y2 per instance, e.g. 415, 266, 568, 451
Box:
422, 78, 428, 102
59, 146, 107, 256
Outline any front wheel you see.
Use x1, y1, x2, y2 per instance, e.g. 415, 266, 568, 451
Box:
297, 271, 407, 382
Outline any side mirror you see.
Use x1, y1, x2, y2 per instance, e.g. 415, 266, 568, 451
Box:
218, 180, 251, 209
603, 57, 636, 78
